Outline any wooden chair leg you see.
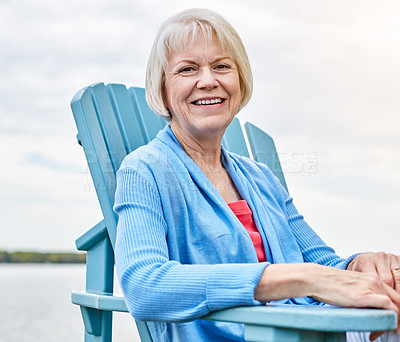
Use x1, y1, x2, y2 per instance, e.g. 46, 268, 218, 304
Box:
81, 307, 112, 342
77, 220, 115, 342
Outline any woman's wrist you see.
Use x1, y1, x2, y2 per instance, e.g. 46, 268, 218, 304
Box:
254, 263, 317, 302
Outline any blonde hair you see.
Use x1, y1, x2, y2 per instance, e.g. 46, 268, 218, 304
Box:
145, 8, 253, 120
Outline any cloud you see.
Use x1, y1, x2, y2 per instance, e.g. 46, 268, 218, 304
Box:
23, 153, 81, 173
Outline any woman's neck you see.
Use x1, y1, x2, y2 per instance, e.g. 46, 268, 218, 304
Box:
170, 122, 242, 203
170, 123, 224, 173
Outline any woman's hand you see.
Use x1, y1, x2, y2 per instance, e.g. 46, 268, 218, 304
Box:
347, 252, 400, 293
346, 252, 400, 340
255, 263, 400, 336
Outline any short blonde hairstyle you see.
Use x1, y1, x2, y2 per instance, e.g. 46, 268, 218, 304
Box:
145, 8, 253, 120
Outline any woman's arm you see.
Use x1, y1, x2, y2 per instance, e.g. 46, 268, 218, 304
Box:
254, 262, 400, 331
261, 168, 400, 339
114, 167, 267, 322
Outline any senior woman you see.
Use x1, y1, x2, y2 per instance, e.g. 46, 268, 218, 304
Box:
114, 8, 400, 342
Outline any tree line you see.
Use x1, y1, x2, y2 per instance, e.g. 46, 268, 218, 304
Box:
0, 251, 85, 263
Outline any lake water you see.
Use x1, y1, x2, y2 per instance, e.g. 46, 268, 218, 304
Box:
0, 264, 140, 342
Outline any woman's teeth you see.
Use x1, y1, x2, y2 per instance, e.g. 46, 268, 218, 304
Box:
194, 98, 223, 105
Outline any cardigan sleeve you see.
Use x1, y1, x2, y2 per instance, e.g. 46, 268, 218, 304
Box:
283, 191, 358, 269
114, 167, 267, 322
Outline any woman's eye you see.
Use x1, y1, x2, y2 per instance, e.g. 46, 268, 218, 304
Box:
215, 64, 230, 71
179, 67, 195, 73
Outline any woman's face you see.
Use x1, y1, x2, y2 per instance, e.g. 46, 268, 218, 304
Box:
163, 35, 241, 141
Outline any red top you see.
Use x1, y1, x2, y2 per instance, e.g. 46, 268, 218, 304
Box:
228, 200, 266, 262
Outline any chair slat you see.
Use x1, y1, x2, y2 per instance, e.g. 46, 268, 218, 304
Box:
72, 85, 115, 201
245, 122, 288, 192
129, 87, 166, 142
90, 83, 127, 173
71, 84, 118, 247
106, 84, 147, 153
222, 118, 250, 158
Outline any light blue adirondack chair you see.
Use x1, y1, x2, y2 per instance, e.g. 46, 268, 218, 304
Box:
71, 82, 396, 342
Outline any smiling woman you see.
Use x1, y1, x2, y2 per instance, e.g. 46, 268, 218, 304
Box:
164, 35, 241, 167
113, 8, 400, 342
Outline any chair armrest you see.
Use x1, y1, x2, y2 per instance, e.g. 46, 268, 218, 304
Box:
72, 290, 129, 312
75, 220, 108, 251
202, 304, 397, 332
71, 291, 396, 333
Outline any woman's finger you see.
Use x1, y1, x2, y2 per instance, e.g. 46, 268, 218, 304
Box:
394, 271, 400, 293
348, 252, 379, 273
389, 255, 400, 293
374, 252, 394, 288
381, 283, 400, 332
392, 269, 400, 294
369, 331, 385, 341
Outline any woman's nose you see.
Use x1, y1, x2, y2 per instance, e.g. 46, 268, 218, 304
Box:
197, 68, 218, 89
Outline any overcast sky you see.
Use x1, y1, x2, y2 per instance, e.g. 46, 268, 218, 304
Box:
1, 0, 399, 257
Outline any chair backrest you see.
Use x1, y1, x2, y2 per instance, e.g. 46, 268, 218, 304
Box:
72, 83, 163, 248
71, 82, 287, 341
71, 82, 287, 248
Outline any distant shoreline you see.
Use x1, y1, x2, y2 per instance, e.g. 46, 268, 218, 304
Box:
0, 251, 85, 263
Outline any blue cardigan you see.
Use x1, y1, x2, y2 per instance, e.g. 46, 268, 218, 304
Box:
114, 125, 355, 342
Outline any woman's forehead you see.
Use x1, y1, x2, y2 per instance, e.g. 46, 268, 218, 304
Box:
167, 34, 231, 62
170, 31, 215, 52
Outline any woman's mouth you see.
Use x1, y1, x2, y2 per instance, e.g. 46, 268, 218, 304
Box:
192, 98, 225, 106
